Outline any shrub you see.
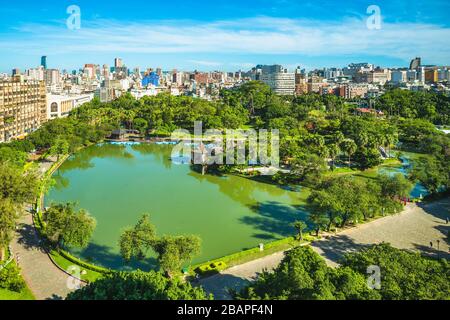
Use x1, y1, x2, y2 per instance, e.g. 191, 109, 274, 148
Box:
57, 249, 111, 275
0, 263, 25, 292
195, 261, 227, 276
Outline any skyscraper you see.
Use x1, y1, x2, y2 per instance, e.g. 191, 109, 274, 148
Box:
41, 56, 47, 69
409, 57, 421, 70
114, 58, 123, 69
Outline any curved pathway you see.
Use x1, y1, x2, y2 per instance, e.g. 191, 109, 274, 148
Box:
10, 210, 79, 300
199, 198, 450, 299
10, 159, 82, 300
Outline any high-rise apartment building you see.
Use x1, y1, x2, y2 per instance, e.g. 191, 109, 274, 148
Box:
295, 72, 308, 95
27, 66, 45, 81
83, 64, 96, 79
45, 69, 61, 87
102, 64, 110, 79
307, 75, 324, 93
0, 76, 47, 142
261, 70, 295, 95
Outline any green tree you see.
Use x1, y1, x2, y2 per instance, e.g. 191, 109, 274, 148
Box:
119, 216, 201, 277
238, 244, 449, 300
0, 163, 38, 260
133, 118, 149, 135
43, 203, 96, 248
341, 139, 357, 168
49, 138, 70, 161
290, 153, 326, 185
119, 214, 156, 261
0, 163, 39, 204
328, 143, 340, 171
410, 157, 447, 194
341, 243, 450, 300
0, 263, 26, 293
152, 235, 201, 277
353, 147, 382, 170
292, 221, 307, 241
0, 147, 27, 168
378, 174, 413, 200
307, 203, 330, 236
0, 199, 16, 261
66, 270, 211, 300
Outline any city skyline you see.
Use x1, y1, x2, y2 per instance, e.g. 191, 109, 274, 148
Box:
1, 0, 450, 73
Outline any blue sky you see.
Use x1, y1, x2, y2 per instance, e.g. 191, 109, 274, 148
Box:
1, 0, 449, 72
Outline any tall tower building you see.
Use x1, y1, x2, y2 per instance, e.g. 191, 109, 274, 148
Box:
114, 58, 123, 69
409, 57, 421, 70
41, 56, 47, 69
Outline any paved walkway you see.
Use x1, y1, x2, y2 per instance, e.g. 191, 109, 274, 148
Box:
198, 251, 286, 300
312, 199, 450, 267
10, 211, 79, 300
198, 198, 450, 299
10, 159, 81, 300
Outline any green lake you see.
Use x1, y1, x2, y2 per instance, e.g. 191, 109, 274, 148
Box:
45, 142, 308, 270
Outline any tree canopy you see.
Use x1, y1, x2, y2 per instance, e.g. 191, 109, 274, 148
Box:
237, 244, 450, 300
66, 270, 211, 300
43, 203, 96, 249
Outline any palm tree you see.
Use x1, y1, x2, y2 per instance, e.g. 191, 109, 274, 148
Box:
293, 221, 307, 241
341, 139, 357, 168
328, 143, 340, 171
384, 131, 398, 158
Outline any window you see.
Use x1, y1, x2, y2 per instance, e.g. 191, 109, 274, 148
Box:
50, 102, 58, 113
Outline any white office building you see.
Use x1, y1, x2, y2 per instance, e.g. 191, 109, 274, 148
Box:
260, 71, 295, 95
47, 93, 94, 119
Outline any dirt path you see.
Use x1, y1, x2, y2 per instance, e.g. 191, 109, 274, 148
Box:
199, 198, 450, 299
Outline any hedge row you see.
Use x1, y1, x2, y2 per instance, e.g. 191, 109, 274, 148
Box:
57, 249, 111, 275
195, 261, 227, 276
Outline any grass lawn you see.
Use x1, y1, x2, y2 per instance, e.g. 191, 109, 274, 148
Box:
326, 158, 403, 179
190, 235, 317, 277
48, 251, 104, 283
0, 286, 35, 300
395, 150, 433, 161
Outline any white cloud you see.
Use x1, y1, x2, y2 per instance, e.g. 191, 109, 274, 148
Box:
1, 16, 449, 64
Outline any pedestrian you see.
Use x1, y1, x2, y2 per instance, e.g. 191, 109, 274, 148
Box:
446, 217, 449, 224
430, 241, 433, 248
